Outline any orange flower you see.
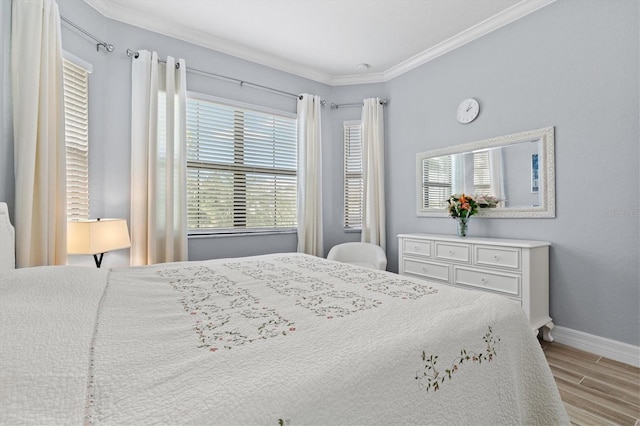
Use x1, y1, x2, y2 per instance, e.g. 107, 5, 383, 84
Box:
459, 194, 467, 204
461, 203, 470, 210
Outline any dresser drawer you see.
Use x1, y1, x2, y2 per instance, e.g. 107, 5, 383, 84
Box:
454, 267, 520, 296
403, 258, 449, 282
402, 239, 431, 258
435, 242, 470, 263
474, 246, 521, 270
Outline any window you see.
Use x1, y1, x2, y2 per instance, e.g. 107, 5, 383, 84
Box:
186, 94, 297, 234
343, 121, 363, 229
421, 151, 492, 209
421, 156, 452, 209
473, 151, 491, 196
62, 54, 91, 220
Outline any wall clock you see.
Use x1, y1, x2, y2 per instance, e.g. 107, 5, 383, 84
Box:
456, 98, 480, 124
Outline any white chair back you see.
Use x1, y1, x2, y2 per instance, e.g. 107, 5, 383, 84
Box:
327, 242, 387, 270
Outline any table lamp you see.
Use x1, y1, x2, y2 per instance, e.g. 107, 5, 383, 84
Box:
67, 218, 131, 268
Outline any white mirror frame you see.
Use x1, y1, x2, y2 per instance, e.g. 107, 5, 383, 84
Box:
416, 126, 555, 218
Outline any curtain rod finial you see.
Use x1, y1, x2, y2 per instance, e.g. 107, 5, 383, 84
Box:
98, 43, 114, 53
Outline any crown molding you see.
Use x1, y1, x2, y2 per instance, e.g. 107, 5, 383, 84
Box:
330, 72, 386, 87
84, 0, 555, 87
383, 0, 556, 82
83, 0, 336, 85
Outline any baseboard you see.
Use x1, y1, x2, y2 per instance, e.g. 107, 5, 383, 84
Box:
552, 326, 640, 368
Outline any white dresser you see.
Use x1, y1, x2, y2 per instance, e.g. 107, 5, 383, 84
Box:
398, 233, 554, 341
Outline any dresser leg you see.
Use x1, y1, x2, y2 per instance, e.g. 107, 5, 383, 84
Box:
541, 321, 554, 342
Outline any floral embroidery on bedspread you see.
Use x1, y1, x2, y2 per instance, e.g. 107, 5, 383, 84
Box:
158, 266, 295, 351
328, 269, 438, 300
267, 277, 382, 318
276, 255, 439, 300
227, 259, 383, 318
274, 255, 353, 273
415, 326, 501, 392
222, 260, 299, 277
156, 256, 440, 351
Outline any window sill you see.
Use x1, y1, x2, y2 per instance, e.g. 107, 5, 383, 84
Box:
188, 229, 297, 239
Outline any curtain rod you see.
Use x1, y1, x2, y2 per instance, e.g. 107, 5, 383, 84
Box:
330, 99, 388, 109
60, 16, 114, 53
126, 48, 312, 102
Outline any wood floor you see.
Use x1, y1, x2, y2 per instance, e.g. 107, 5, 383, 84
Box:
540, 341, 640, 426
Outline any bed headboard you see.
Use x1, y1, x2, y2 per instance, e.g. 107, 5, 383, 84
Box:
0, 202, 15, 270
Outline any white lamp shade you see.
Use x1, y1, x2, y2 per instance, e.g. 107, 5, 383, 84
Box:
67, 219, 131, 255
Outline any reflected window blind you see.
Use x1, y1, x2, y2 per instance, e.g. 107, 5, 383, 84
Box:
473, 151, 491, 195
186, 95, 297, 233
422, 156, 451, 209
343, 121, 363, 229
62, 58, 90, 220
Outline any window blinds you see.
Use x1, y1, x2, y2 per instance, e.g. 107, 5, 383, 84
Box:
473, 151, 491, 195
422, 156, 452, 209
186, 96, 297, 233
62, 59, 90, 220
343, 121, 363, 229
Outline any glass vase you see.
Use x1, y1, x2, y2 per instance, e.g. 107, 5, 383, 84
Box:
456, 216, 470, 237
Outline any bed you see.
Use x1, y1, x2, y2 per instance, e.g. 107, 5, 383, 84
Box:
0, 203, 569, 425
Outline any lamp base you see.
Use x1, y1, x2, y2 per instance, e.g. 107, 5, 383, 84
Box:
93, 253, 104, 268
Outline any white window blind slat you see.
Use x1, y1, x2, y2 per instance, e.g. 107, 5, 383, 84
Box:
62, 59, 90, 220
422, 156, 452, 209
473, 151, 491, 195
186, 96, 297, 233
344, 121, 363, 229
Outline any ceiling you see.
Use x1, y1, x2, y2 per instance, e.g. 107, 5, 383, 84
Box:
84, 0, 555, 86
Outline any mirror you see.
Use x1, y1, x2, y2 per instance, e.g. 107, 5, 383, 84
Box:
416, 127, 555, 218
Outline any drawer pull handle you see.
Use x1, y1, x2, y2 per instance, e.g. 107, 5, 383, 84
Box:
422, 267, 428, 273
449, 250, 454, 255
414, 246, 420, 251
481, 277, 488, 283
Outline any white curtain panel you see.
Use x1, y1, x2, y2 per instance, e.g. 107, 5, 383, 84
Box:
11, 0, 67, 267
361, 98, 386, 250
130, 51, 187, 266
489, 147, 505, 206
451, 154, 464, 195
296, 94, 323, 256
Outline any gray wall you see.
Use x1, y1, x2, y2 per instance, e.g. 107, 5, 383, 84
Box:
0, 0, 637, 346
385, 0, 639, 346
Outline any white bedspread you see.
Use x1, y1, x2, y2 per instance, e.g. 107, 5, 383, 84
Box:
1, 254, 568, 425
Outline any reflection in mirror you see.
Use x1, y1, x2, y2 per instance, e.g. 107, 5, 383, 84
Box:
416, 127, 555, 218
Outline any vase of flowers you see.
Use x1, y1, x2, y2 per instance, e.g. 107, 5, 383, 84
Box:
447, 193, 478, 237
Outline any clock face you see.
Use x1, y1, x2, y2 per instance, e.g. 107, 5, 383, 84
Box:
457, 98, 480, 124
